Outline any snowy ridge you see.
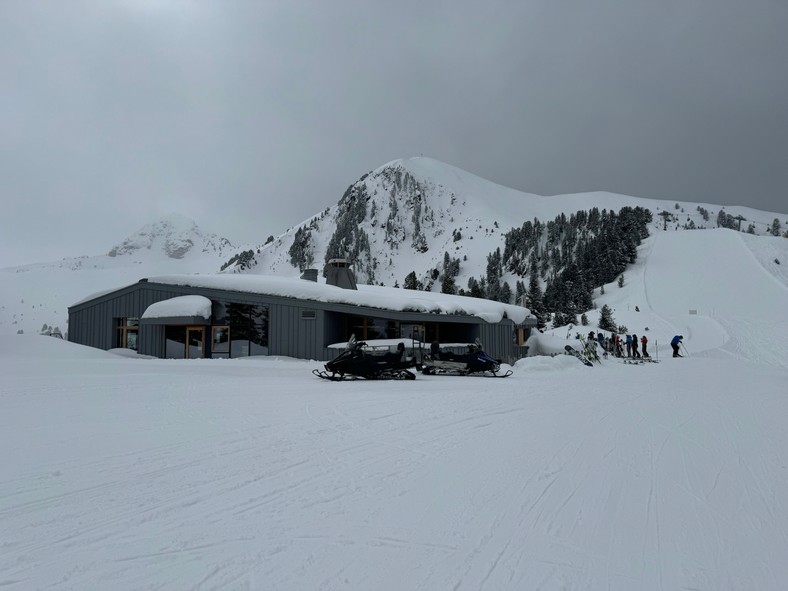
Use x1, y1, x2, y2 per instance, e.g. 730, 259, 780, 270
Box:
1, 158, 786, 339
107, 213, 233, 259
230, 157, 786, 291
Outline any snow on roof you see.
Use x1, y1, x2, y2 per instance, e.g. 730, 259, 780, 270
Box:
145, 274, 531, 324
141, 295, 212, 320
71, 283, 137, 307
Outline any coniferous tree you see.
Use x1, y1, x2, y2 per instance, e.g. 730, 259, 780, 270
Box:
598, 304, 617, 332
515, 280, 526, 305
525, 259, 546, 328
500, 281, 512, 304
404, 271, 420, 290
288, 227, 314, 271
467, 277, 484, 298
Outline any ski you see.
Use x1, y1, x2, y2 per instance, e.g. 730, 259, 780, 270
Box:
565, 345, 593, 367
577, 333, 602, 364
313, 368, 416, 381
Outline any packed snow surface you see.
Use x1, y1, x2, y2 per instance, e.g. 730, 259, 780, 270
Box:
2, 336, 787, 590
2, 226, 788, 590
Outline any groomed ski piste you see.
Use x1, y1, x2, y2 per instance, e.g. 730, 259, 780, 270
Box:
2, 228, 788, 590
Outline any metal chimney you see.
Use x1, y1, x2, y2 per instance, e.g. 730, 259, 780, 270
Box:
300, 268, 318, 282
324, 259, 357, 290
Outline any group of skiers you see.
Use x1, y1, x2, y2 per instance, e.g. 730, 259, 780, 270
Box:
587, 330, 650, 359
585, 331, 686, 359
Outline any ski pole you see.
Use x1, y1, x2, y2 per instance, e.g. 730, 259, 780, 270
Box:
681, 342, 690, 357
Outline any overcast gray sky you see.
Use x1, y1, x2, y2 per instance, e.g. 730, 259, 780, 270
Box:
2, 0, 787, 267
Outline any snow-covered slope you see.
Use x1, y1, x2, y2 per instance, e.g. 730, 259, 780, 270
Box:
1, 158, 785, 341
589, 228, 788, 368
0, 214, 234, 336
230, 157, 785, 291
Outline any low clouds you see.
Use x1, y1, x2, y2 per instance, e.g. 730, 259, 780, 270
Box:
2, 0, 786, 267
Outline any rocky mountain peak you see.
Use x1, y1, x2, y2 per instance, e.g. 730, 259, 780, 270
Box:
108, 213, 233, 259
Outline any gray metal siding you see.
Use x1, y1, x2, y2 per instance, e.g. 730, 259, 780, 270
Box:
68, 280, 532, 362
479, 321, 521, 363
69, 283, 192, 353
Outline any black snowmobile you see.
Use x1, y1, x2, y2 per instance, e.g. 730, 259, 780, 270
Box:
313, 335, 417, 381
420, 340, 512, 378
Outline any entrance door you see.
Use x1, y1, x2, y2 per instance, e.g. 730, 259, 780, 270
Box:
186, 327, 205, 359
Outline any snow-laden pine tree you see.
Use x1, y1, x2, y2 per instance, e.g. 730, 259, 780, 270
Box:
598, 304, 617, 332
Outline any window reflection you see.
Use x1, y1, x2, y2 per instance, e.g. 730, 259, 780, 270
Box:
211, 303, 269, 357
165, 326, 186, 358
116, 317, 139, 351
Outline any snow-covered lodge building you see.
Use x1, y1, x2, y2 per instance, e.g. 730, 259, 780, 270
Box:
68, 262, 535, 362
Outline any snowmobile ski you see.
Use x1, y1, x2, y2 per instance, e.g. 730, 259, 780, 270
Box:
312, 368, 416, 381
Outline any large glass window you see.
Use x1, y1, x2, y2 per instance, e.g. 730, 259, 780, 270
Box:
400, 323, 425, 342
343, 315, 398, 341
165, 326, 186, 358
212, 326, 230, 358
164, 326, 205, 359
116, 317, 139, 351
187, 328, 204, 359
250, 306, 268, 355
212, 301, 229, 325
213, 302, 269, 357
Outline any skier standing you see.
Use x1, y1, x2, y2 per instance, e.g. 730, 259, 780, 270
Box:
631, 334, 641, 359
641, 334, 649, 358
671, 335, 683, 357
625, 334, 633, 357
614, 334, 623, 357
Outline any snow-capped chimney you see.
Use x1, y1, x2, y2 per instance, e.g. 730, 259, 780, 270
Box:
325, 259, 357, 290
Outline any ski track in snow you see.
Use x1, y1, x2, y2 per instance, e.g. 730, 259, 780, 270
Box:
2, 226, 788, 589
2, 343, 788, 590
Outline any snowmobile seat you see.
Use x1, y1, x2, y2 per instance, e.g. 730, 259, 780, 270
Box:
383, 342, 405, 362
430, 341, 441, 359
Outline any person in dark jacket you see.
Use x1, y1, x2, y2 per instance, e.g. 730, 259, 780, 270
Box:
671, 335, 683, 357
641, 334, 649, 358
631, 334, 641, 358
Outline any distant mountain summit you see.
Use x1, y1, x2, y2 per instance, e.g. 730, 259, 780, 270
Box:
0, 214, 235, 337
108, 213, 234, 259
3, 160, 785, 338
223, 157, 784, 292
